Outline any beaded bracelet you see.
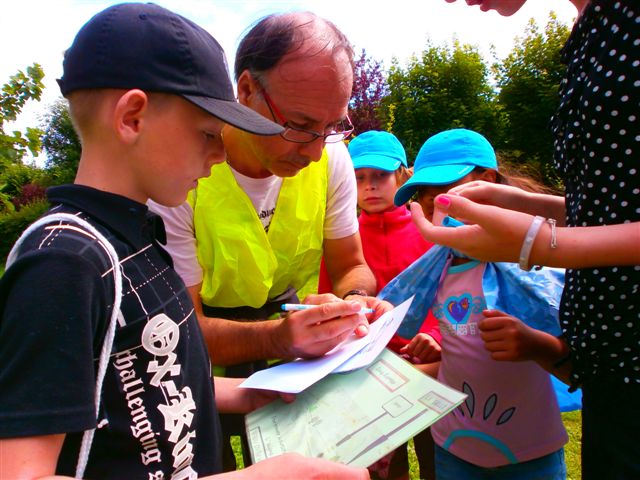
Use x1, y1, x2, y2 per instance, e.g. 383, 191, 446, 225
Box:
546, 218, 558, 249
518, 215, 545, 271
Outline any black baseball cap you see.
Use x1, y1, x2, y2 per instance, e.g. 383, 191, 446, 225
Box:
57, 2, 283, 136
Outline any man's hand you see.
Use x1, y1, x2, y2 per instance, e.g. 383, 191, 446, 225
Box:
274, 295, 379, 360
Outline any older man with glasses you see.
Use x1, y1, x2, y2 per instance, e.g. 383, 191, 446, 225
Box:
150, 11, 390, 471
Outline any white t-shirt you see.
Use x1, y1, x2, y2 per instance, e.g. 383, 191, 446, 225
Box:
149, 141, 358, 287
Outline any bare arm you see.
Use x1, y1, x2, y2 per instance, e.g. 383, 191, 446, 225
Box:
189, 284, 373, 364
213, 376, 295, 413
321, 233, 393, 322
479, 310, 573, 384
414, 361, 440, 378
411, 195, 640, 268
0, 435, 368, 480
0, 434, 68, 480
534, 221, 640, 269
322, 232, 376, 298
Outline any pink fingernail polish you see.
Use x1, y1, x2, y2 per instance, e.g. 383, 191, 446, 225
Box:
436, 195, 451, 207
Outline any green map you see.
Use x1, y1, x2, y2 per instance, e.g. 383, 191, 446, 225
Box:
246, 348, 466, 467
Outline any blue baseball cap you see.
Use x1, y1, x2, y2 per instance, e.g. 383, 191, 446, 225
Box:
348, 131, 407, 172
394, 129, 497, 205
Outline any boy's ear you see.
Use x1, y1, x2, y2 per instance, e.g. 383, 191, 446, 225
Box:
113, 89, 149, 143
236, 70, 260, 106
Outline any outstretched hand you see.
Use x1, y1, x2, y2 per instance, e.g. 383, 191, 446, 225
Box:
410, 196, 535, 263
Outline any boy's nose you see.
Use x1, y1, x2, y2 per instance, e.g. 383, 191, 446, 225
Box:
207, 141, 226, 168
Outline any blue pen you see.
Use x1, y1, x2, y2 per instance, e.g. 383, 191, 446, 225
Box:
281, 303, 374, 314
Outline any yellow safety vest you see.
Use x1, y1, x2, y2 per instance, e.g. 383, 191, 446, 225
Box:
189, 150, 328, 309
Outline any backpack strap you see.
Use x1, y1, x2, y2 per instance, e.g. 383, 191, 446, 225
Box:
7, 213, 122, 479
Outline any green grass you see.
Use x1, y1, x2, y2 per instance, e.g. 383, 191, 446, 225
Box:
562, 410, 582, 480
233, 411, 582, 478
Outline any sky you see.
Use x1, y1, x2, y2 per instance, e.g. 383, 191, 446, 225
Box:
2, 0, 580, 159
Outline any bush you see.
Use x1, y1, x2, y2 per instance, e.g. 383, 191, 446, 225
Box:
0, 162, 46, 214
0, 198, 49, 265
11, 182, 46, 209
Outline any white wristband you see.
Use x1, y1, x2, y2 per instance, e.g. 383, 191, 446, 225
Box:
519, 215, 545, 271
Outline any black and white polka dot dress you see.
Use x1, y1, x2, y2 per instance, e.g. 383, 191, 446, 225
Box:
551, 0, 640, 388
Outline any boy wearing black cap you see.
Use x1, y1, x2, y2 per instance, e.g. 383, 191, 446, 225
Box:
0, 3, 368, 479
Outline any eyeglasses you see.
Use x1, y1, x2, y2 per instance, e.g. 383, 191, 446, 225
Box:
261, 90, 354, 144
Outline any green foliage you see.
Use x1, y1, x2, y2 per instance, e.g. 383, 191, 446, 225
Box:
494, 13, 570, 185
0, 162, 46, 214
0, 64, 45, 164
381, 40, 502, 161
0, 198, 49, 264
41, 98, 81, 185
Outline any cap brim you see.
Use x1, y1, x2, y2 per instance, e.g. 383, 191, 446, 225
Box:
393, 164, 475, 205
184, 95, 284, 136
394, 180, 419, 205
352, 154, 402, 172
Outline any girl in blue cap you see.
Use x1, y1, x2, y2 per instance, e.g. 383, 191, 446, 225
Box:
387, 128, 569, 480
320, 130, 441, 480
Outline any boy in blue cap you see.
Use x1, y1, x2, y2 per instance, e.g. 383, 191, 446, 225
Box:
0, 4, 368, 479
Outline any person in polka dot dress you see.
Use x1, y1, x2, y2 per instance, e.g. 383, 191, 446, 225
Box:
416, 1, 639, 478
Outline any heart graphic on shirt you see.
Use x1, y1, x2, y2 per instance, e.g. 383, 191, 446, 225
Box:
444, 294, 472, 325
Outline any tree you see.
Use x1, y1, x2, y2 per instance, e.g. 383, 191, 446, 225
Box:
0, 64, 45, 164
494, 13, 571, 186
349, 49, 388, 134
42, 98, 82, 185
381, 40, 502, 161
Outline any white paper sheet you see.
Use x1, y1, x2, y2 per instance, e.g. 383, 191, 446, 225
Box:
238, 296, 414, 393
